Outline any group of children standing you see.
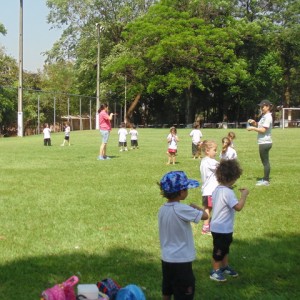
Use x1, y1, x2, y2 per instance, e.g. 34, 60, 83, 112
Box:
160, 124, 250, 299
42, 122, 71, 146
117, 123, 139, 151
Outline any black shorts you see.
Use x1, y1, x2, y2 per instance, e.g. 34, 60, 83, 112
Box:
65, 136, 70, 141
131, 140, 138, 147
211, 232, 233, 261
118, 142, 127, 147
161, 261, 195, 300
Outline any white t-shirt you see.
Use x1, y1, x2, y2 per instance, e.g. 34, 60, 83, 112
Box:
158, 202, 203, 263
64, 126, 70, 137
189, 129, 203, 145
220, 146, 237, 160
167, 134, 178, 150
200, 156, 219, 196
43, 128, 51, 139
257, 112, 272, 144
211, 185, 238, 233
129, 129, 138, 140
118, 128, 128, 142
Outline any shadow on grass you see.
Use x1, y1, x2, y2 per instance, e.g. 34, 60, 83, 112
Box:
196, 232, 300, 299
1, 233, 300, 300
0, 247, 160, 300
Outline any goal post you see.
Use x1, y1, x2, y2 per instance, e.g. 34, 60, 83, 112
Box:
282, 108, 300, 129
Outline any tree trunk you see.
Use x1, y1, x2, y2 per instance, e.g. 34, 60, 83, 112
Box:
126, 93, 141, 125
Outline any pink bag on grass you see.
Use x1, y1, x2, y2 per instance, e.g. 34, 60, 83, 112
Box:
41, 275, 79, 300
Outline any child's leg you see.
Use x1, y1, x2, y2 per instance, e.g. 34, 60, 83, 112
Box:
166, 152, 171, 164
172, 154, 176, 165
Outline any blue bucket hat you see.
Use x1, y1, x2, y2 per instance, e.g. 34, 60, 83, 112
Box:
160, 171, 200, 193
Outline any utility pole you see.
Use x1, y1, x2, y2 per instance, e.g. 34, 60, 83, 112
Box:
95, 23, 102, 130
124, 75, 127, 125
17, 0, 23, 137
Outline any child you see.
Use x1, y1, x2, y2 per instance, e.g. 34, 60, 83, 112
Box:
129, 125, 139, 149
209, 159, 249, 282
166, 126, 179, 165
43, 123, 51, 146
61, 122, 71, 146
118, 122, 128, 151
199, 140, 219, 235
220, 137, 237, 160
227, 131, 236, 148
158, 171, 208, 300
189, 122, 203, 159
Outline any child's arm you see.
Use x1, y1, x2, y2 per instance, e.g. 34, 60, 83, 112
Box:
190, 203, 209, 220
234, 188, 249, 211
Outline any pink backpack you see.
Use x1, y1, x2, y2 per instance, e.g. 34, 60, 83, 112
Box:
41, 275, 79, 300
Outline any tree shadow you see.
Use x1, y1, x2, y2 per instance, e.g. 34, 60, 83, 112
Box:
0, 247, 160, 300
195, 232, 300, 299
1, 233, 299, 299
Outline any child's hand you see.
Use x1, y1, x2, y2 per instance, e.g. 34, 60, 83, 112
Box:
239, 188, 249, 197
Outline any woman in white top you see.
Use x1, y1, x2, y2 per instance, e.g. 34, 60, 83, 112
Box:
247, 100, 273, 186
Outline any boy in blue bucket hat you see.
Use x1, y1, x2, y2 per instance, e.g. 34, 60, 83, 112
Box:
158, 171, 208, 300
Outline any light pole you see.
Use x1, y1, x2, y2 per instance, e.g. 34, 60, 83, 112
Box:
124, 75, 127, 125
95, 23, 103, 130
17, 0, 23, 137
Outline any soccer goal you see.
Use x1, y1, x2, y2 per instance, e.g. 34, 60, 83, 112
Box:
281, 108, 300, 129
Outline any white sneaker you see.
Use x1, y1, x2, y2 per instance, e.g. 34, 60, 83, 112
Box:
120, 149, 123, 152
256, 180, 270, 186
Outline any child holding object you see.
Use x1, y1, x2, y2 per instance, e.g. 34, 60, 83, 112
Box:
199, 140, 219, 235
158, 171, 208, 300
166, 126, 179, 165
210, 159, 249, 282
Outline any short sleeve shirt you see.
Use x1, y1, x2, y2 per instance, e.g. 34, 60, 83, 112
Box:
257, 112, 272, 144
158, 202, 203, 263
210, 186, 238, 233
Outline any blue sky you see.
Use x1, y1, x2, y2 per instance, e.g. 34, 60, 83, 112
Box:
0, 1, 63, 72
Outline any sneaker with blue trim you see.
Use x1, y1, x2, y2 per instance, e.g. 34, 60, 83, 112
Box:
209, 269, 227, 282
97, 156, 105, 160
221, 266, 239, 277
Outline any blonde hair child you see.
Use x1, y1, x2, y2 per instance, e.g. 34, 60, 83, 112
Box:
199, 140, 219, 234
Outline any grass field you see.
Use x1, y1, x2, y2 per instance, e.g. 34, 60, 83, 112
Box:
0, 128, 299, 299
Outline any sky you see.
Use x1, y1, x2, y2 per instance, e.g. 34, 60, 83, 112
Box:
0, 1, 63, 72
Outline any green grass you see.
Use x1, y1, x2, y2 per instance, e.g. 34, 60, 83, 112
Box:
0, 128, 299, 299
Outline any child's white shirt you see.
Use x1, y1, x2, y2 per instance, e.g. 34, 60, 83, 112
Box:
43, 128, 51, 139
219, 146, 237, 160
129, 129, 138, 140
189, 129, 203, 145
167, 134, 178, 150
118, 128, 128, 142
200, 156, 219, 196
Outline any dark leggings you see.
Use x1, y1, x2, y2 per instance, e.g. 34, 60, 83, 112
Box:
259, 143, 272, 181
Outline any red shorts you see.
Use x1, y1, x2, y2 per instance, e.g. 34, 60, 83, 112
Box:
168, 149, 177, 154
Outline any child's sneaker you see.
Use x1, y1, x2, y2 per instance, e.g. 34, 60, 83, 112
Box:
221, 266, 239, 277
256, 180, 269, 186
210, 269, 227, 282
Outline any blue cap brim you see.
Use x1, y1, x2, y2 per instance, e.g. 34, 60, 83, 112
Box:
187, 179, 200, 189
